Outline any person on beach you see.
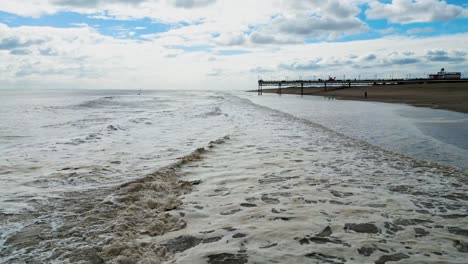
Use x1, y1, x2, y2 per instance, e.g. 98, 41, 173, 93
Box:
364, 91, 368, 98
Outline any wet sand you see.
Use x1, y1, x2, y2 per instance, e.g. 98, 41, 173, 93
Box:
259, 82, 468, 114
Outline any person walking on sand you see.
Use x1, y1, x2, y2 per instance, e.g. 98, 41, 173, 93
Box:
364, 91, 367, 98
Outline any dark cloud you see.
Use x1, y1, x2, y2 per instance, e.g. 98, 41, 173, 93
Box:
10, 49, 32, 55
388, 58, 420, 65
426, 50, 465, 62
247, 2, 367, 45
215, 33, 246, 46
39, 47, 59, 56
52, 0, 147, 7
250, 66, 274, 74
276, 51, 434, 73
170, 0, 216, 9
224, 36, 245, 46
427, 50, 448, 57
289, 0, 360, 18
325, 0, 360, 18
250, 32, 275, 44
453, 51, 467, 57
16, 66, 67, 77
363, 54, 376, 61
279, 59, 322, 71
249, 32, 299, 45
0, 37, 44, 50
15, 60, 103, 78
276, 16, 365, 36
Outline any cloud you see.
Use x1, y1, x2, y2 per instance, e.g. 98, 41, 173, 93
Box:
378, 27, 397, 35
275, 16, 366, 37
0, 23, 123, 81
247, 1, 368, 43
386, 57, 420, 65
169, 0, 216, 9
0, 0, 217, 20
216, 50, 250, 56
406, 27, 434, 34
206, 67, 222, 76
250, 66, 275, 74
39, 47, 60, 56
288, 0, 361, 18
453, 50, 467, 57
249, 32, 299, 45
279, 59, 323, 71
363, 54, 377, 61
273, 43, 467, 77
249, 33, 275, 44
15, 64, 73, 77
426, 50, 465, 62
214, 32, 246, 46
52, 0, 148, 8
248, 13, 367, 44
0, 0, 369, 45
0, 36, 44, 50
10, 49, 32, 55
366, 0, 468, 24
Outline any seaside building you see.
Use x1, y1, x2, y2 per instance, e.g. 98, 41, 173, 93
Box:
428, 68, 461, 80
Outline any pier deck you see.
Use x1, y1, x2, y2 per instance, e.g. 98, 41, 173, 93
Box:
257, 79, 468, 95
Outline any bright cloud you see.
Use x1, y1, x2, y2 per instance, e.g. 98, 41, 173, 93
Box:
366, 0, 468, 24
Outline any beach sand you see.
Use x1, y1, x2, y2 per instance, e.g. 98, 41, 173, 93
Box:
260, 82, 468, 114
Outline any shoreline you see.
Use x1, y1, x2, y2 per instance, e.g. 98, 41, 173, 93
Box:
155, 97, 468, 263
256, 82, 468, 114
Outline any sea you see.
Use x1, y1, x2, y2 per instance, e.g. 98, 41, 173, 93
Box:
0, 89, 467, 263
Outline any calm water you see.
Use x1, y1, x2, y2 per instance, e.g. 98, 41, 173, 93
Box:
1, 89, 467, 263
240, 92, 468, 170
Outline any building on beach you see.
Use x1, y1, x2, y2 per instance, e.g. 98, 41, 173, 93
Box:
428, 68, 461, 80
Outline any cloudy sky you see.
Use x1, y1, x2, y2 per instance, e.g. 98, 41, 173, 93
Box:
1, 0, 467, 90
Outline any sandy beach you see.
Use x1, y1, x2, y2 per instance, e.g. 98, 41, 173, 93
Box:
259, 82, 468, 114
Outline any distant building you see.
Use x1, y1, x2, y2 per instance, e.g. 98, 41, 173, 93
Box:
428, 68, 461, 80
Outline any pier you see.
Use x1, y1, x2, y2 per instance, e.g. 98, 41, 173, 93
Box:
257, 78, 468, 95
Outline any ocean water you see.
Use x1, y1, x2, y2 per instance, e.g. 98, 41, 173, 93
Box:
241, 92, 468, 170
0, 90, 467, 263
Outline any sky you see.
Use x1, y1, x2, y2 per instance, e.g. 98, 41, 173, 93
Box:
0, 0, 467, 90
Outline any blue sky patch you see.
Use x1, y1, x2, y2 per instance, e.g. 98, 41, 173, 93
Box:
217, 50, 251, 56
0, 11, 172, 40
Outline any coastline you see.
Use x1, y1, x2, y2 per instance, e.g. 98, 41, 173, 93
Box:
257, 82, 468, 114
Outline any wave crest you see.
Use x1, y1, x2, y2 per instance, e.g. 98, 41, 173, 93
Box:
1, 135, 230, 263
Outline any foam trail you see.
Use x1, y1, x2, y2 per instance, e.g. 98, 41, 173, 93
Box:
0, 136, 230, 263
152, 95, 468, 264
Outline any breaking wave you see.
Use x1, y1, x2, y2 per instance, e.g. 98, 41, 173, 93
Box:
1, 136, 230, 264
